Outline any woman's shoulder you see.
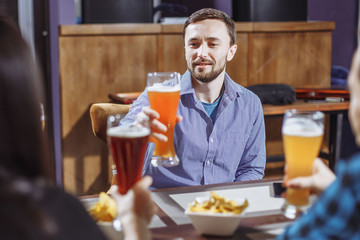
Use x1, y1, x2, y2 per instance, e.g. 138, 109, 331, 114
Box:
334, 153, 360, 196
0, 177, 107, 240
38, 184, 108, 239
336, 153, 360, 177
40, 183, 80, 206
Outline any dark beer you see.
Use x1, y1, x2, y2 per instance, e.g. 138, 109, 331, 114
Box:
107, 126, 150, 194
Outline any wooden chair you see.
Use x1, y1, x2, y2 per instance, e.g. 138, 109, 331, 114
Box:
89, 103, 131, 142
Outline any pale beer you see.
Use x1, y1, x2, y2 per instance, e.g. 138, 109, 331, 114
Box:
283, 116, 323, 206
147, 72, 181, 167
148, 85, 180, 162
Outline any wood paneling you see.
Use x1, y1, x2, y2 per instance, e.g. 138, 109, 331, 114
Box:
59, 34, 158, 195
249, 31, 332, 87
159, 34, 187, 73
252, 21, 334, 32
227, 33, 249, 86
59, 22, 334, 195
59, 23, 161, 35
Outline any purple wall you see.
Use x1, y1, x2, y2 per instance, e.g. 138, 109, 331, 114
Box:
49, 0, 62, 187
214, 0, 232, 16
58, 0, 76, 25
161, 0, 232, 16
308, 0, 358, 69
48, 0, 76, 187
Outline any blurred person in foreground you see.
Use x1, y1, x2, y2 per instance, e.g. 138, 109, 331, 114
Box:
0, 17, 154, 240
277, 49, 360, 239
122, 8, 266, 189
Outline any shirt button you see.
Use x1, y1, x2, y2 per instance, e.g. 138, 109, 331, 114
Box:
210, 138, 214, 143
206, 161, 210, 165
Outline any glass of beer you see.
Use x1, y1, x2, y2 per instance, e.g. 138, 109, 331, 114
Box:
107, 114, 150, 194
282, 110, 324, 218
147, 72, 181, 167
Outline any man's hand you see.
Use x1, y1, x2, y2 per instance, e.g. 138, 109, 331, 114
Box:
135, 106, 182, 142
284, 158, 336, 195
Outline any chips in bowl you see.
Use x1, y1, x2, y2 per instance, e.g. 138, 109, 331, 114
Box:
188, 191, 248, 214
87, 192, 117, 222
185, 191, 248, 236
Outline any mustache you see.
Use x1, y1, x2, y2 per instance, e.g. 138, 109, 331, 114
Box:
192, 58, 215, 65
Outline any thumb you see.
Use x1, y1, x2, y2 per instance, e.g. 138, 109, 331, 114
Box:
286, 176, 314, 189
135, 176, 153, 189
108, 185, 123, 201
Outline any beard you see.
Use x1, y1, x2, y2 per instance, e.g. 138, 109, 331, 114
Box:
188, 56, 227, 83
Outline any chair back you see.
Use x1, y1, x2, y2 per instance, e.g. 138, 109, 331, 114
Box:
89, 103, 131, 142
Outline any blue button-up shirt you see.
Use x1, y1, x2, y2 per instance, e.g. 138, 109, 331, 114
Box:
122, 70, 266, 189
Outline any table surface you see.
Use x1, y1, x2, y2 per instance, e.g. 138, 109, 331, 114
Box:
262, 99, 349, 116
83, 178, 299, 240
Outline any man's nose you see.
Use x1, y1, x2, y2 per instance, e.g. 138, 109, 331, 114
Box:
197, 44, 209, 58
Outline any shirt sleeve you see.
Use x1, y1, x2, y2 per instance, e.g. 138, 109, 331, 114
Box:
234, 97, 266, 181
120, 90, 149, 126
276, 155, 360, 239
121, 91, 156, 175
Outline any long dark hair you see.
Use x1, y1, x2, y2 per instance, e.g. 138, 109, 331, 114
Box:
0, 17, 50, 180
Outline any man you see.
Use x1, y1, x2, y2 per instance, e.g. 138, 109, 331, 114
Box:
122, 8, 266, 189
276, 49, 360, 239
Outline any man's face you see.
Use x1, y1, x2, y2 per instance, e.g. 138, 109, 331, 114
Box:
348, 50, 360, 146
184, 19, 237, 83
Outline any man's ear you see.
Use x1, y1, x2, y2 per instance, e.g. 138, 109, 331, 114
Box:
227, 44, 237, 61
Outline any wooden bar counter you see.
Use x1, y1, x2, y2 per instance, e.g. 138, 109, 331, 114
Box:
58, 21, 334, 195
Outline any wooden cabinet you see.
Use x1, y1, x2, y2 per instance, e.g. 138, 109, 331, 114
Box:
59, 21, 334, 195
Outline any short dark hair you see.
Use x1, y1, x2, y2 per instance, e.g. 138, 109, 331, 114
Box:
183, 8, 236, 46
0, 17, 51, 180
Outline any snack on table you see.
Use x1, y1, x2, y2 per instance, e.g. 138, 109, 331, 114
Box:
188, 191, 248, 214
88, 192, 117, 222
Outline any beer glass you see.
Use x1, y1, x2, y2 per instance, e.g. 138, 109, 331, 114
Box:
147, 72, 181, 167
107, 114, 150, 194
282, 110, 324, 218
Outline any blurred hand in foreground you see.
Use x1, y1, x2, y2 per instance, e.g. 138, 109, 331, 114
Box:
136, 106, 182, 142
284, 158, 336, 195
110, 176, 155, 240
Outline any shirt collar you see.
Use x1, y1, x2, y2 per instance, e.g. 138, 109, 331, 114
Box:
223, 72, 244, 100
180, 70, 194, 96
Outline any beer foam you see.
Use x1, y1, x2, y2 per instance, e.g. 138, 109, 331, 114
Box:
107, 126, 150, 138
147, 83, 180, 92
282, 118, 323, 137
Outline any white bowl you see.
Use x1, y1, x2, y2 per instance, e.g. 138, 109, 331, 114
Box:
185, 197, 248, 236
